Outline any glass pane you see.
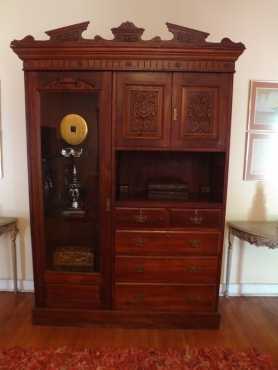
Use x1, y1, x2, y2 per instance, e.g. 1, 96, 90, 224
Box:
40, 92, 100, 273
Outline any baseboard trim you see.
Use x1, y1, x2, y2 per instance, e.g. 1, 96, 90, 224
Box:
0, 280, 278, 296
0, 279, 34, 292
219, 283, 278, 296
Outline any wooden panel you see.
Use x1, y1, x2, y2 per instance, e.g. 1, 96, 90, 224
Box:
172, 73, 231, 149
170, 208, 222, 228
114, 284, 217, 312
114, 208, 169, 228
115, 230, 220, 256
46, 284, 101, 309
44, 271, 101, 285
115, 256, 218, 283
114, 72, 172, 148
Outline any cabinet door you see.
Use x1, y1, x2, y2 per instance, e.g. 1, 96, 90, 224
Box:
114, 72, 172, 148
25, 71, 112, 308
172, 73, 232, 149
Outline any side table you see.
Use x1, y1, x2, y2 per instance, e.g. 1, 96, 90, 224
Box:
0, 218, 19, 292
225, 221, 278, 296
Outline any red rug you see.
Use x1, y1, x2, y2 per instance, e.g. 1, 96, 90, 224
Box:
0, 347, 275, 370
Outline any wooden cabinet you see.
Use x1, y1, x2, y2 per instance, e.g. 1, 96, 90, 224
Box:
11, 20, 244, 328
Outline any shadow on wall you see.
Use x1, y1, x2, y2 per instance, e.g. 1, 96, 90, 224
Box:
235, 182, 267, 294
247, 182, 267, 221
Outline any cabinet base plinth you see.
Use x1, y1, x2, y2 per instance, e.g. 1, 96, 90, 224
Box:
32, 307, 220, 329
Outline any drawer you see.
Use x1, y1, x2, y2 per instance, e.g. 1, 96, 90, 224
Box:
171, 209, 222, 228
46, 283, 101, 309
115, 230, 220, 256
115, 256, 218, 284
114, 284, 217, 312
114, 208, 169, 228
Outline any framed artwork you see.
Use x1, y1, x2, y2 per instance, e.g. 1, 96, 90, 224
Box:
244, 132, 278, 180
0, 81, 2, 178
244, 80, 278, 180
248, 80, 278, 131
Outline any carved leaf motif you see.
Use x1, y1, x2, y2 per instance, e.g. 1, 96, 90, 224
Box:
129, 91, 159, 134
185, 92, 214, 134
111, 21, 145, 42
41, 78, 95, 91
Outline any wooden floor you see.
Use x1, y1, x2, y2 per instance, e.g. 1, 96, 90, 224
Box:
0, 293, 277, 366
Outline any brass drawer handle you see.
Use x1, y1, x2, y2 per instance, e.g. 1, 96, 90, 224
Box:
135, 266, 145, 273
189, 210, 203, 225
134, 214, 148, 224
133, 237, 145, 247
185, 295, 202, 304
189, 215, 203, 224
188, 239, 201, 248
133, 293, 145, 303
185, 266, 201, 273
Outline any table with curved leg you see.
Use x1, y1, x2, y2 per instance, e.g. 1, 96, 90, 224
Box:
0, 218, 19, 292
225, 221, 278, 297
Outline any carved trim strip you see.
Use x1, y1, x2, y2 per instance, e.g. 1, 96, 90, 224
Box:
40, 77, 95, 91
230, 227, 278, 249
24, 59, 235, 72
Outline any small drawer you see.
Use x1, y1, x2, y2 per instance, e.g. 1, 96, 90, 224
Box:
46, 283, 101, 309
115, 256, 218, 284
114, 284, 217, 312
114, 208, 169, 228
171, 209, 222, 228
115, 230, 220, 256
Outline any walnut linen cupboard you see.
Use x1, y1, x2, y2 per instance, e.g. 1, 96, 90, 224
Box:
11, 21, 245, 328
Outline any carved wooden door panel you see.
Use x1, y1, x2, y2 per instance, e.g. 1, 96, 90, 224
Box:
172, 73, 232, 149
114, 72, 172, 148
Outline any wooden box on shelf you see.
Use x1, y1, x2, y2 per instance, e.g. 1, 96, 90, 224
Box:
11, 20, 245, 328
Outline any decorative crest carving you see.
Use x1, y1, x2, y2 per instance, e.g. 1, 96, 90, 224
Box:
45, 21, 89, 42
111, 21, 145, 42
40, 78, 95, 91
166, 23, 209, 43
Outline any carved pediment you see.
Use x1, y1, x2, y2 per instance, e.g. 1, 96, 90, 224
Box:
40, 78, 95, 91
166, 23, 210, 43
111, 21, 145, 42
45, 21, 89, 42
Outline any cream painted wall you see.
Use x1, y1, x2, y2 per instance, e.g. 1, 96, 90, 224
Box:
0, 0, 278, 288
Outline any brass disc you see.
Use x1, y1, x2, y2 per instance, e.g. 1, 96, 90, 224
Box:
60, 114, 88, 145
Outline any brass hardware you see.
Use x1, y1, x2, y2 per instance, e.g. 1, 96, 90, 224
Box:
189, 210, 203, 225
133, 237, 145, 247
135, 266, 145, 273
173, 107, 178, 121
188, 239, 201, 248
106, 198, 111, 212
185, 295, 202, 304
134, 210, 148, 224
134, 293, 145, 303
185, 266, 200, 273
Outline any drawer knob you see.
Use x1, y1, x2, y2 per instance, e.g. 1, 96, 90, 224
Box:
188, 239, 201, 248
133, 237, 145, 247
135, 266, 145, 273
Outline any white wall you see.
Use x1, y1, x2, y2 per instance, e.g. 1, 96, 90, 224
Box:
0, 0, 278, 292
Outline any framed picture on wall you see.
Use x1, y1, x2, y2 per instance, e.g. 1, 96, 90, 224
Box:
248, 80, 278, 131
244, 80, 278, 180
244, 132, 278, 180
